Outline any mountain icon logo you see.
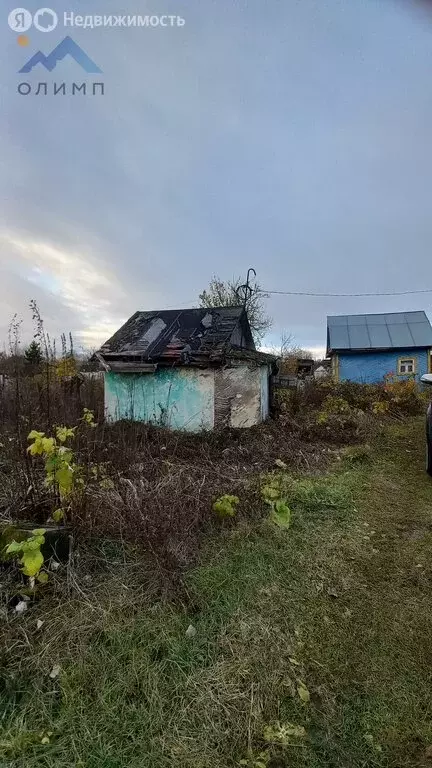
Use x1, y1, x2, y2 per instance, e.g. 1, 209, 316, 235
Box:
19, 35, 102, 73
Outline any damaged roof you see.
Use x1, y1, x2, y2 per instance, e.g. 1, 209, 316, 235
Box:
98, 306, 274, 368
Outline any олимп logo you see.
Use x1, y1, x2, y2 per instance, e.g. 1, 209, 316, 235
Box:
8, 7, 101, 73
20, 35, 102, 73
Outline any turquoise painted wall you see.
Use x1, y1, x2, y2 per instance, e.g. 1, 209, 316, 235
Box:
105, 368, 214, 431
337, 348, 430, 384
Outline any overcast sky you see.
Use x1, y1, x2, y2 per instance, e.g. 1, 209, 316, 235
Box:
2, 0, 432, 356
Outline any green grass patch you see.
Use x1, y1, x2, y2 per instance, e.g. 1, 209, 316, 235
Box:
2, 417, 432, 767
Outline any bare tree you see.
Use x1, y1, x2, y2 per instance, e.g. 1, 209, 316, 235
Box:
269, 331, 312, 358
198, 274, 272, 344
268, 331, 314, 374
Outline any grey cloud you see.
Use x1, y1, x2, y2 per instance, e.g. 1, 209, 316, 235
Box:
2, 0, 432, 350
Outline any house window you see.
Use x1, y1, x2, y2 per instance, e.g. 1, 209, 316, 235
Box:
398, 357, 416, 375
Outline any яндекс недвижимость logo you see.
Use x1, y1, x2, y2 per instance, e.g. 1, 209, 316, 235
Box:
19, 35, 102, 73
9, 7, 58, 32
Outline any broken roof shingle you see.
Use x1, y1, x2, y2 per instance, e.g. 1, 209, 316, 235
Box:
98, 306, 275, 366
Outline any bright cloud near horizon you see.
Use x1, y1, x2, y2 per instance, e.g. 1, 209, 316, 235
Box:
2, 0, 432, 354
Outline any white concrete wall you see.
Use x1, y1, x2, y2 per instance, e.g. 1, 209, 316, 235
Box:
260, 365, 270, 420
105, 364, 270, 431
216, 366, 261, 428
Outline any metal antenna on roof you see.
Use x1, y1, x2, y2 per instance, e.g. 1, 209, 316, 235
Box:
235, 268, 256, 350
236, 267, 256, 309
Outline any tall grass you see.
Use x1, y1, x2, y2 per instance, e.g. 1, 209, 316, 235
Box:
2, 420, 432, 766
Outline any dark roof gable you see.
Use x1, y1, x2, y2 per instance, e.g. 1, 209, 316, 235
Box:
97, 306, 271, 367
327, 311, 432, 354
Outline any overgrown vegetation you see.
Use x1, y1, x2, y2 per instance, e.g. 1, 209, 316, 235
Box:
5, 528, 47, 580
2, 307, 432, 766
276, 376, 427, 444
2, 419, 432, 767
1, 337, 428, 573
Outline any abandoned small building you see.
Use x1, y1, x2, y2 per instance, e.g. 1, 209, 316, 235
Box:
327, 311, 432, 383
96, 306, 276, 431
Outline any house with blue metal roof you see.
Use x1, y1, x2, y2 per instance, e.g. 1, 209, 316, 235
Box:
326, 311, 432, 384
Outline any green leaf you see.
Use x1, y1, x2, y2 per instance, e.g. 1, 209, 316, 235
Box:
55, 466, 73, 494
45, 455, 62, 473
57, 448, 73, 463
37, 571, 49, 584
21, 549, 44, 577
56, 426, 76, 443
24, 537, 44, 550
52, 509, 64, 523
270, 500, 291, 529
261, 485, 280, 503
31, 529, 46, 537
213, 495, 240, 518
6, 540, 23, 554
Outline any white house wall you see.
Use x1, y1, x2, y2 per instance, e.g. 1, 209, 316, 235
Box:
260, 364, 270, 420
215, 366, 262, 428
105, 363, 270, 431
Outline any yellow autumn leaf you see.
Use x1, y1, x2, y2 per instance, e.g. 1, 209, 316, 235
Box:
28, 430, 45, 440
41, 437, 56, 455
55, 466, 73, 495
21, 549, 44, 577
56, 426, 76, 443
28, 441, 44, 456
297, 683, 310, 704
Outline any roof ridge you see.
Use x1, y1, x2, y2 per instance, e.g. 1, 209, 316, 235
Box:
134, 305, 244, 315
327, 310, 427, 320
